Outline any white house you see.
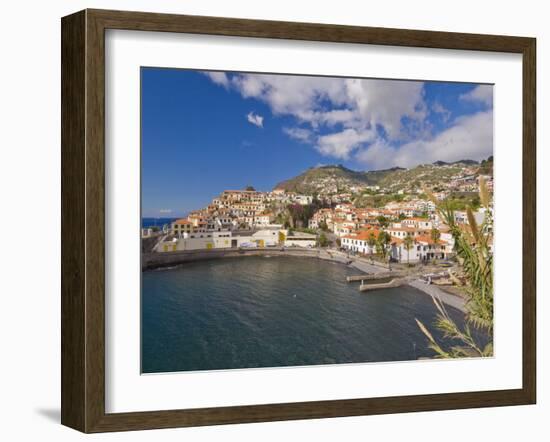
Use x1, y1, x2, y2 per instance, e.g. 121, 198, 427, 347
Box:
292, 194, 313, 205
389, 234, 453, 263
341, 229, 381, 255
401, 218, 433, 230
253, 212, 273, 227
333, 220, 357, 237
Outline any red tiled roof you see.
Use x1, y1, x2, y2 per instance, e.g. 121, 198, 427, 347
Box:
387, 227, 417, 232
415, 235, 445, 245
343, 229, 380, 241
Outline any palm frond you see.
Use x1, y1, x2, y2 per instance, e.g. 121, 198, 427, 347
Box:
416, 178, 493, 359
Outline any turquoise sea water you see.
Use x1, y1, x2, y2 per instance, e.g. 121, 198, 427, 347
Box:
142, 256, 473, 373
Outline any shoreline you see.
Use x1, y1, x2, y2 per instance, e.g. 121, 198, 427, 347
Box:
143, 246, 391, 272
143, 247, 466, 313
407, 279, 466, 313
142, 247, 352, 271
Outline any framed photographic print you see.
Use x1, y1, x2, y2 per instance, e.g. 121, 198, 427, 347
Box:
61, 9, 536, 433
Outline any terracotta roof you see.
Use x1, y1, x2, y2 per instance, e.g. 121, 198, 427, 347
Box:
343, 229, 380, 241
415, 235, 446, 245
387, 227, 417, 232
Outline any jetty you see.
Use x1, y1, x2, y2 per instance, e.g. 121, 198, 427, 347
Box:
345, 271, 408, 292
359, 278, 404, 291
346, 272, 404, 283
347, 275, 370, 282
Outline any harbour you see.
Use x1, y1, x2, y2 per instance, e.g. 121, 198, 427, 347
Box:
142, 255, 476, 373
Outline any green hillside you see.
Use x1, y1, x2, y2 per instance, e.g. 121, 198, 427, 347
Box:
274, 158, 489, 196
274, 165, 402, 194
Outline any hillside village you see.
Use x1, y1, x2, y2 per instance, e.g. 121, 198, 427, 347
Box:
144, 157, 493, 264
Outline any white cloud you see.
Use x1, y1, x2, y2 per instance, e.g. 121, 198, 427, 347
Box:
246, 111, 264, 128
204, 71, 230, 88
431, 101, 451, 122
356, 110, 493, 169
316, 128, 376, 159
312, 109, 358, 128
159, 209, 173, 214
344, 79, 426, 139
460, 84, 493, 107
206, 72, 425, 145
246, 76, 424, 140
283, 127, 312, 143
204, 72, 492, 168
232, 74, 348, 119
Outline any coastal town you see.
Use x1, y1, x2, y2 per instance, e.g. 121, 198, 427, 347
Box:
139, 71, 496, 370
142, 159, 493, 276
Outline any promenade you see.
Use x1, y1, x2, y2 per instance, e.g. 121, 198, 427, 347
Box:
350, 258, 388, 274
408, 279, 466, 312
143, 246, 338, 271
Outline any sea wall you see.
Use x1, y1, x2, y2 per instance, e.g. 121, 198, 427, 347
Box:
142, 247, 347, 271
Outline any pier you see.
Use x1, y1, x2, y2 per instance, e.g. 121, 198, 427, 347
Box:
346, 272, 404, 283
359, 278, 404, 291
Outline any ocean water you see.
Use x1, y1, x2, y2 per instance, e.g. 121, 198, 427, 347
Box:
141, 217, 177, 228
141, 256, 478, 373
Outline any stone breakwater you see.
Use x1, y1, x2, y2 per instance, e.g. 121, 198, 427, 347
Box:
142, 247, 350, 271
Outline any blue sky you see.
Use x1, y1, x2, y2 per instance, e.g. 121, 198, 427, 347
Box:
141, 68, 493, 217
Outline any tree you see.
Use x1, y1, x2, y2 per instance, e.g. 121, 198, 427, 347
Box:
377, 231, 391, 260
318, 220, 329, 232
318, 232, 329, 248
470, 195, 481, 210
287, 203, 304, 228
376, 215, 389, 228
416, 177, 493, 358
403, 234, 414, 267
367, 232, 376, 255
245, 185, 256, 191
375, 240, 384, 258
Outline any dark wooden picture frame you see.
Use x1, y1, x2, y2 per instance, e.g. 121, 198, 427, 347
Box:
61, 9, 536, 433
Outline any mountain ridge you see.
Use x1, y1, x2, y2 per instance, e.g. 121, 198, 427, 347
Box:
274, 158, 491, 195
